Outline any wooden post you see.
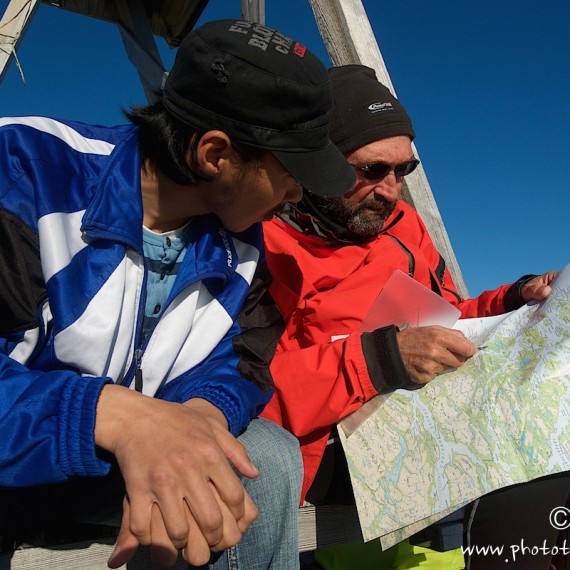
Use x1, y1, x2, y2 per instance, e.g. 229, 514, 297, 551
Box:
115, 0, 167, 104
308, 0, 469, 297
0, 0, 42, 84
241, 0, 265, 24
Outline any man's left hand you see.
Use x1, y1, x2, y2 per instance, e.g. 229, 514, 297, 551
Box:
520, 271, 558, 303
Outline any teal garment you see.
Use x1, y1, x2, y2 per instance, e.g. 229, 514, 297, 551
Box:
141, 222, 193, 340
314, 539, 465, 570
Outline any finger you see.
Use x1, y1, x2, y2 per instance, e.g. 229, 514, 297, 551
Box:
208, 482, 243, 552
539, 285, 553, 299
209, 468, 248, 523
411, 371, 437, 385
108, 498, 140, 569
184, 479, 225, 546
530, 284, 552, 301
146, 487, 190, 551
120, 473, 154, 548
236, 488, 258, 533
149, 503, 180, 569
125, 464, 191, 551
214, 429, 259, 479
440, 350, 472, 370
409, 348, 467, 381
196, 448, 254, 530
545, 270, 559, 285
182, 505, 213, 567
442, 332, 477, 358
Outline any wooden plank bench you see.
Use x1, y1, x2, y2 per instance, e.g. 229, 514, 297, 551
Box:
298, 503, 362, 552
0, 504, 363, 569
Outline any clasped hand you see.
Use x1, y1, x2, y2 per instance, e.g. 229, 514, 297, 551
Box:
95, 387, 258, 568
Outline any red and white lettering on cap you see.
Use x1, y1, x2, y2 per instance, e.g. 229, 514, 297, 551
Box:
228, 20, 305, 56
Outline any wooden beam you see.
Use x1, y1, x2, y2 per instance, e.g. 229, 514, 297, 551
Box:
0, 0, 41, 84
115, 0, 167, 104
308, 0, 469, 297
240, 0, 265, 24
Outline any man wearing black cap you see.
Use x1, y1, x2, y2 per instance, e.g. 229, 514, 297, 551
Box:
0, 19, 355, 570
262, 64, 562, 569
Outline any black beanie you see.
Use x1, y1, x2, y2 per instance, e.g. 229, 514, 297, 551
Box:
328, 64, 415, 154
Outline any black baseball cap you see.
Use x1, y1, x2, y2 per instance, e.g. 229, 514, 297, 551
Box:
163, 19, 355, 197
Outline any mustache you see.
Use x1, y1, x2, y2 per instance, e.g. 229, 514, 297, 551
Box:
355, 198, 394, 213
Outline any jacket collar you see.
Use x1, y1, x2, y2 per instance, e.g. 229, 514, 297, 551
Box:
79, 125, 255, 284
81, 126, 145, 252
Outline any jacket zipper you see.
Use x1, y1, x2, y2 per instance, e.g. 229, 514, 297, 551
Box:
125, 265, 229, 393
82, 226, 230, 392
134, 348, 144, 392
385, 234, 415, 277
117, 250, 148, 391
128, 253, 148, 392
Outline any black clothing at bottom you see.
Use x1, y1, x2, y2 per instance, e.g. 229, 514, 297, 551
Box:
465, 471, 570, 570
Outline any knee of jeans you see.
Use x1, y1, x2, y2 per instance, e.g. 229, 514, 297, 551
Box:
246, 418, 303, 494
272, 423, 303, 480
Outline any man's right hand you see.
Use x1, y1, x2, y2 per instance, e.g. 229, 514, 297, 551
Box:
93, 385, 258, 568
397, 325, 477, 384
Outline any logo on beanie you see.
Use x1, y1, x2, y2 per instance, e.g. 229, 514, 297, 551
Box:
368, 102, 394, 114
229, 20, 303, 56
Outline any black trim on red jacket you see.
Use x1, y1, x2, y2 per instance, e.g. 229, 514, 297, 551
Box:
503, 274, 537, 312
361, 325, 417, 391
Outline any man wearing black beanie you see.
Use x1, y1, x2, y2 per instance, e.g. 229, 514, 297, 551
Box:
262, 64, 563, 569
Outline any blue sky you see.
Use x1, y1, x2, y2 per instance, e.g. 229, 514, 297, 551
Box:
1, 0, 568, 296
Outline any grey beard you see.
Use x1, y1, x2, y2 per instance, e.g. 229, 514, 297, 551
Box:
309, 194, 396, 237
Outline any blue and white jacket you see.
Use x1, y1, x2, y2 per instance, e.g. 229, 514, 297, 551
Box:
0, 116, 282, 487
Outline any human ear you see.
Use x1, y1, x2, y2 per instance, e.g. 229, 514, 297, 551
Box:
192, 131, 232, 178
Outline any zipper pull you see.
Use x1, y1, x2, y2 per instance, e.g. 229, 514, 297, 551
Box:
134, 349, 143, 392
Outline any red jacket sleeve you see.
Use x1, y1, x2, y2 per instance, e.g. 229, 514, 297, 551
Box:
398, 205, 514, 317
263, 332, 377, 437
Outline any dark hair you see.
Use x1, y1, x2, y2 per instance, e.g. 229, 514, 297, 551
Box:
125, 101, 266, 186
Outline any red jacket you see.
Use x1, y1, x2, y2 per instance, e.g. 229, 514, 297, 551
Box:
261, 201, 515, 502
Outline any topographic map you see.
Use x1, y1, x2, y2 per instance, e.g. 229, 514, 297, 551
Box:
339, 264, 570, 549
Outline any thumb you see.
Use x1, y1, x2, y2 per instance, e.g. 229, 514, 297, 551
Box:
216, 428, 259, 479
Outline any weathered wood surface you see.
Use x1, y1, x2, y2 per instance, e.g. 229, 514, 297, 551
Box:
0, 0, 41, 84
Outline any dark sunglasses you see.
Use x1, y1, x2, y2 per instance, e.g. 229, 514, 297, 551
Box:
352, 158, 420, 181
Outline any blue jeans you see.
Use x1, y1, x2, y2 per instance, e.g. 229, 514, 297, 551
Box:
191, 417, 303, 570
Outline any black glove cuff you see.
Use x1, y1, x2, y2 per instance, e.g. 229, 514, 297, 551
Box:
503, 274, 537, 312
361, 325, 416, 392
